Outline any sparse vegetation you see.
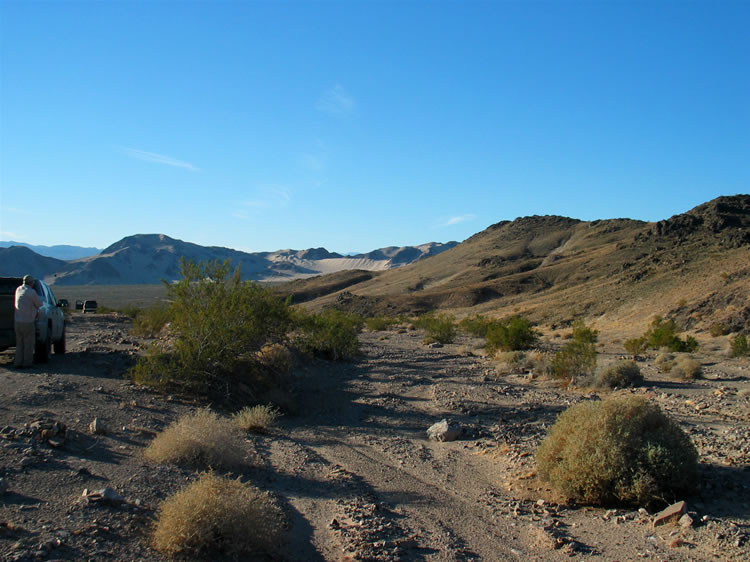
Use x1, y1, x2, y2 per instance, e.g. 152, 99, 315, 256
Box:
730, 334, 749, 357
536, 396, 699, 507
669, 357, 703, 381
152, 472, 285, 557
130, 304, 171, 337
594, 360, 643, 389
130, 259, 292, 392
550, 320, 597, 385
642, 316, 699, 352
709, 323, 730, 337
256, 343, 294, 374
485, 315, 538, 354
414, 312, 457, 344
144, 408, 246, 468
294, 309, 363, 360
233, 404, 280, 433
364, 315, 399, 332
458, 314, 492, 337
623, 336, 648, 358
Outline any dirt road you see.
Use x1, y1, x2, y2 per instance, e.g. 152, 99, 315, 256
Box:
1, 314, 748, 560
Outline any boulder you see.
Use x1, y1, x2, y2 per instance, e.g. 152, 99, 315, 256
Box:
427, 419, 461, 442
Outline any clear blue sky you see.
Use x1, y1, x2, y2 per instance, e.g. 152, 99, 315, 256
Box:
1, 0, 748, 253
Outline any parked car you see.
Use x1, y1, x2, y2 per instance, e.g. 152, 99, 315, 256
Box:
82, 300, 98, 314
58, 298, 69, 308
75, 300, 83, 310
0, 277, 66, 362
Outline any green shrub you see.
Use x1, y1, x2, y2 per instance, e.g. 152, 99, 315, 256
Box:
623, 337, 648, 357
643, 316, 699, 352
571, 320, 598, 344
594, 360, 643, 389
414, 312, 457, 344
129, 259, 292, 392
294, 309, 363, 360
130, 304, 171, 337
551, 340, 597, 385
730, 334, 749, 357
485, 316, 538, 354
669, 357, 702, 381
459, 315, 492, 337
152, 472, 285, 557
709, 323, 729, 337
536, 396, 698, 507
364, 316, 398, 332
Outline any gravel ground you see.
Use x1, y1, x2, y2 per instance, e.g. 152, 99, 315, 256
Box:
0, 314, 748, 561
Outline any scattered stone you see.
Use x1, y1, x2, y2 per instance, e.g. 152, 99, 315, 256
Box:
426, 419, 461, 442
678, 513, 694, 528
653, 501, 687, 527
89, 418, 106, 435
81, 488, 125, 505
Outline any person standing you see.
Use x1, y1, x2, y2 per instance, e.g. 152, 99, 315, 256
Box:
14, 275, 42, 368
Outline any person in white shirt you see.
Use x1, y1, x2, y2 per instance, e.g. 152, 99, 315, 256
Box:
14, 275, 42, 368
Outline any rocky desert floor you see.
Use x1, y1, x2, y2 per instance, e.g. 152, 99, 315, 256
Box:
0, 313, 749, 561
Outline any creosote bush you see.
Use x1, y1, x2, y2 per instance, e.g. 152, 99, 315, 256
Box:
485, 316, 538, 354
642, 316, 699, 353
233, 405, 280, 433
364, 316, 399, 332
594, 360, 643, 389
459, 315, 492, 338
152, 472, 285, 557
623, 337, 648, 357
536, 396, 698, 507
130, 304, 172, 338
145, 409, 245, 468
730, 334, 749, 357
294, 309, 363, 360
414, 312, 457, 344
550, 320, 598, 385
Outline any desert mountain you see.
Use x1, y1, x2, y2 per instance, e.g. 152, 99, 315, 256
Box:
281, 195, 750, 335
0, 241, 101, 260
0, 234, 458, 285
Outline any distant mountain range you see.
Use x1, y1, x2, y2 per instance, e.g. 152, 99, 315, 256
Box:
0, 235, 458, 285
0, 241, 102, 260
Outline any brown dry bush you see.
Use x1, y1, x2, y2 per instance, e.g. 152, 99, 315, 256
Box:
145, 409, 245, 469
152, 472, 285, 557
669, 357, 703, 381
594, 360, 643, 389
233, 404, 280, 433
256, 343, 294, 373
536, 396, 698, 507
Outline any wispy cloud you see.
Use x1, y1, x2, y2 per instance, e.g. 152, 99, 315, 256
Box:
236, 186, 291, 214
1, 230, 22, 239
441, 214, 476, 227
120, 147, 199, 171
315, 84, 356, 115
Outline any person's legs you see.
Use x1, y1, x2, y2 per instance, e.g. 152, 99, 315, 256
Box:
14, 322, 35, 367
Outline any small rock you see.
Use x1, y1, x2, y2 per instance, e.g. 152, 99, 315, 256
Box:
426, 419, 461, 442
653, 501, 687, 527
678, 513, 694, 528
82, 487, 124, 505
0, 478, 8, 494
89, 418, 106, 435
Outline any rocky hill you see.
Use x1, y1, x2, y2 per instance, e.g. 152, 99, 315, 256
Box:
281, 195, 750, 334
0, 235, 457, 286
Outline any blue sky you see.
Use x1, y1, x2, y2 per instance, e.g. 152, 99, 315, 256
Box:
1, 0, 748, 253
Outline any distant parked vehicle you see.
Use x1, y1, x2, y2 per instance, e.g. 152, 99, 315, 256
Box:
0, 277, 66, 362
75, 300, 83, 310
82, 300, 98, 314
58, 298, 69, 308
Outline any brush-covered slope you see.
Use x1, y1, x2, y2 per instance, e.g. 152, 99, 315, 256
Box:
282, 195, 750, 334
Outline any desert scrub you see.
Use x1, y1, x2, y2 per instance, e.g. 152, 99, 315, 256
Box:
642, 316, 699, 352
459, 314, 492, 337
594, 360, 643, 389
730, 334, 749, 357
152, 472, 285, 558
130, 259, 292, 392
623, 337, 647, 358
233, 405, 280, 433
294, 309, 363, 360
145, 409, 245, 468
669, 357, 702, 381
414, 312, 457, 344
256, 343, 294, 373
550, 321, 598, 385
536, 396, 698, 507
494, 351, 528, 375
364, 316, 398, 332
130, 304, 171, 337
485, 315, 538, 354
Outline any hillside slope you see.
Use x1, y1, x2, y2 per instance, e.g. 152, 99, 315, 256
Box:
282, 195, 750, 334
